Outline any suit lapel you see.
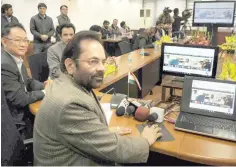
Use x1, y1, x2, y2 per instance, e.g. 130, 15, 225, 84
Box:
60, 74, 108, 125
3, 51, 27, 89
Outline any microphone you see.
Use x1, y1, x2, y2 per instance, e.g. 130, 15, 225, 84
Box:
147, 113, 158, 122
115, 98, 130, 116
126, 100, 142, 115
134, 106, 150, 122
97, 87, 115, 101
126, 105, 136, 115
116, 106, 126, 116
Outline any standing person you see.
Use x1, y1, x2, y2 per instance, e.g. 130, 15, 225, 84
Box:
34, 31, 162, 166
157, 7, 174, 36
1, 4, 19, 30
101, 20, 111, 39
1, 23, 47, 139
172, 8, 184, 37
110, 19, 121, 36
47, 23, 75, 79
53, 5, 71, 42
30, 3, 55, 54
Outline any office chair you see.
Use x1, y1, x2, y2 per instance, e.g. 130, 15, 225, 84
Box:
118, 41, 132, 55
28, 51, 49, 82
138, 28, 145, 34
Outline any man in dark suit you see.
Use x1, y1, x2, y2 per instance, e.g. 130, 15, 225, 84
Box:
1, 4, 19, 31
1, 83, 25, 166
1, 23, 46, 139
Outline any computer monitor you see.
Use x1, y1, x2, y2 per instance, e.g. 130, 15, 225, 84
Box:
193, 1, 236, 27
181, 76, 236, 121
160, 43, 219, 78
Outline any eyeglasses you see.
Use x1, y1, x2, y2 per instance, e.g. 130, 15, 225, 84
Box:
77, 58, 108, 67
4, 37, 30, 44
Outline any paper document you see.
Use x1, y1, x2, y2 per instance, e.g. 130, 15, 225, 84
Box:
101, 103, 113, 125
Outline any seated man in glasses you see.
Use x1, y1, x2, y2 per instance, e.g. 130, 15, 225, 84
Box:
1, 23, 48, 139
34, 31, 162, 166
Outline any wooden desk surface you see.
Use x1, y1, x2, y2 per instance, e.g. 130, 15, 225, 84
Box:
178, 133, 236, 166
102, 95, 236, 165
29, 92, 236, 165
98, 48, 160, 91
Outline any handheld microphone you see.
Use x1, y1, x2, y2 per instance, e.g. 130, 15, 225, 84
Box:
126, 100, 142, 115
97, 87, 115, 101
115, 98, 130, 116
147, 113, 158, 122
126, 105, 136, 115
134, 106, 150, 122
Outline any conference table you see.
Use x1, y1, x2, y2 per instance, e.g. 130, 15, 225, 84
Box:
29, 48, 236, 165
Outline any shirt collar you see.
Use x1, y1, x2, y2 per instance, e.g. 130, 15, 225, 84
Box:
38, 14, 46, 19
61, 14, 68, 20
5, 49, 23, 65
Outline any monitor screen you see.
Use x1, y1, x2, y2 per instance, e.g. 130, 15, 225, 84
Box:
190, 80, 235, 115
161, 44, 218, 78
181, 76, 236, 121
193, 1, 236, 26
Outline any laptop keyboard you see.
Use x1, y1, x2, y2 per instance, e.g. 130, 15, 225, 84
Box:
181, 114, 236, 132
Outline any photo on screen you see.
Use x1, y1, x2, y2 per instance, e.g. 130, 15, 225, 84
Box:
162, 45, 216, 77
189, 80, 236, 115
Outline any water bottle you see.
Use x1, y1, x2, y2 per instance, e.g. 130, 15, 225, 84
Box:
154, 44, 158, 53
114, 34, 116, 39
128, 52, 132, 66
141, 47, 145, 58
106, 34, 109, 39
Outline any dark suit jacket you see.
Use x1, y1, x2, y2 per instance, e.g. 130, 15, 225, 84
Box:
1, 50, 45, 124
1, 85, 25, 166
1, 14, 19, 31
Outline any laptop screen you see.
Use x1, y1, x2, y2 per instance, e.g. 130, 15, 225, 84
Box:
190, 80, 235, 115
181, 76, 236, 121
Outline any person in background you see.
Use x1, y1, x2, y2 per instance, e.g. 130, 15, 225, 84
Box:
132, 27, 157, 50
120, 21, 130, 34
47, 23, 75, 80
1, 4, 19, 31
172, 8, 184, 37
1, 23, 47, 139
110, 19, 121, 36
53, 5, 71, 42
30, 3, 55, 54
34, 31, 162, 166
89, 25, 102, 39
1, 84, 26, 166
157, 7, 174, 36
155, 21, 165, 41
101, 20, 112, 39
89, 25, 102, 33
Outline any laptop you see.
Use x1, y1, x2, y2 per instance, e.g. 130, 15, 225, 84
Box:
175, 76, 236, 142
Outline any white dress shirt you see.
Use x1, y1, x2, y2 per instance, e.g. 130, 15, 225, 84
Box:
5, 49, 27, 91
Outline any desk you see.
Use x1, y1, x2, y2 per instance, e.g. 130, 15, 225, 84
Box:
99, 48, 161, 98
29, 93, 236, 166
29, 48, 236, 165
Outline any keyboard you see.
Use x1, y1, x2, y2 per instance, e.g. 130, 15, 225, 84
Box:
181, 113, 236, 132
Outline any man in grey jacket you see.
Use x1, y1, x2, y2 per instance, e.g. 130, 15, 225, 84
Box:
34, 31, 162, 166
1, 23, 46, 139
30, 3, 55, 54
1, 4, 19, 31
47, 23, 75, 79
